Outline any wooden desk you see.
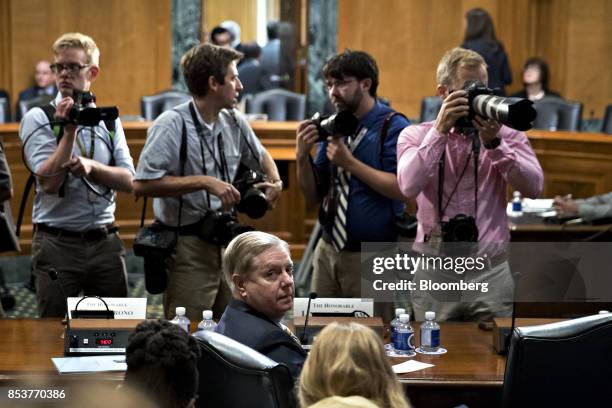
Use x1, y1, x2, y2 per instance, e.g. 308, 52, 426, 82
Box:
0, 318, 504, 407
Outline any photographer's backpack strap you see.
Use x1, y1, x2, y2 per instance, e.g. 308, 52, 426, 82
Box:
379, 111, 408, 164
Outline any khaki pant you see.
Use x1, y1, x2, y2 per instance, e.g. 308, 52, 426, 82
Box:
164, 236, 231, 322
32, 230, 128, 318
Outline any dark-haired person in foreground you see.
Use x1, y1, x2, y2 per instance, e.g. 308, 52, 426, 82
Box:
125, 319, 201, 408
134, 44, 282, 322
295, 50, 410, 299
216, 231, 307, 379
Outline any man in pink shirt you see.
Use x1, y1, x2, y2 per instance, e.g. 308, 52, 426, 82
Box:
396, 48, 543, 322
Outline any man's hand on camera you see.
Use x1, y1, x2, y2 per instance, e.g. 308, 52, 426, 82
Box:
473, 115, 501, 144
326, 137, 354, 169
254, 180, 282, 209
62, 156, 97, 178
54, 96, 77, 134
296, 120, 319, 160
207, 178, 241, 210
434, 90, 469, 135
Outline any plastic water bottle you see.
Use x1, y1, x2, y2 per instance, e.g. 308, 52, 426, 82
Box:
197, 310, 217, 332
390, 308, 406, 349
512, 191, 523, 216
393, 314, 415, 355
171, 306, 190, 333
420, 311, 441, 353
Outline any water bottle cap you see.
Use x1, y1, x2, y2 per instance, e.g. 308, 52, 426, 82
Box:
399, 313, 410, 323
176, 307, 186, 315
202, 310, 213, 319
513, 191, 521, 197
395, 308, 406, 317
425, 311, 436, 320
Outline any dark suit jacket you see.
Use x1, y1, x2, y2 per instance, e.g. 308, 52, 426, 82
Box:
216, 299, 307, 379
18, 85, 57, 103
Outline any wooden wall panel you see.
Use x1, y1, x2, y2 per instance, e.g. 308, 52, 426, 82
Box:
203, 0, 258, 43
3, 0, 171, 117
338, 0, 611, 119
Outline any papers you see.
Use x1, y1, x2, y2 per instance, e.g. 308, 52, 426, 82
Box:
67, 297, 147, 319
392, 359, 434, 374
52, 355, 127, 374
522, 198, 554, 213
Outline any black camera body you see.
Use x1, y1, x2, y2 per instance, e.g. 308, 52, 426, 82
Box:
198, 210, 254, 246
133, 221, 177, 294
68, 90, 119, 127
311, 110, 359, 142
455, 81, 536, 132
441, 214, 478, 242
233, 164, 268, 219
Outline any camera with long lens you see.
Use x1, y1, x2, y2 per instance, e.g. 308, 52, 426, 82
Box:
455, 81, 536, 132
311, 110, 359, 142
441, 214, 478, 242
233, 163, 269, 219
68, 90, 119, 126
198, 210, 254, 246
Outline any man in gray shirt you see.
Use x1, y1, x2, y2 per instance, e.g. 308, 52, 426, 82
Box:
134, 44, 282, 322
20, 33, 135, 317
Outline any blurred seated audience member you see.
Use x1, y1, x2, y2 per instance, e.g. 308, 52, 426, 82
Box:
554, 192, 612, 222
260, 22, 281, 87
209, 26, 233, 48
125, 320, 201, 408
298, 322, 412, 408
510, 57, 561, 101
238, 42, 263, 95
220, 20, 243, 52
17, 60, 57, 119
216, 231, 307, 379
461, 8, 512, 95
0, 89, 8, 100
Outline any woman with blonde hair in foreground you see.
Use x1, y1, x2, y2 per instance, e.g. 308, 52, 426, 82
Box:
298, 322, 412, 408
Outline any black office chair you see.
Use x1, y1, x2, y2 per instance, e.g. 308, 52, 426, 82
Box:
502, 313, 612, 408
17, 94, 54, 121
193, 330, 295, 408
0, 98, 10, 123
602, 104, 612, 134
532, 96, 582, 131
238, 60, 264, 96
140, 90, 191, 121
419, 96, 442, 123
246, 89, 306, 121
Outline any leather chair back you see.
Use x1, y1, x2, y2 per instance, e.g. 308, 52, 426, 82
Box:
140, 90, 191, 121
246, 89, 306, 121
602, 104, 612, 134
239, 60, 264, 96
17, 94, 54, 121
193, 330, 295, 408
533, 96, 582, 131
419, 96, 442, 123
0, 98, 9, 123
502, 313, 612, 407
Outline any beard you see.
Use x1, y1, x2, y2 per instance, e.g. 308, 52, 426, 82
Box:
333, 88, 363, 113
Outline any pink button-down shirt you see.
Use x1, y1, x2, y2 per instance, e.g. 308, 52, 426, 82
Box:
397, 122, 543, 243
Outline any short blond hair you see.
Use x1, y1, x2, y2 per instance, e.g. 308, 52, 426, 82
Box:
222, 231, 290, 292
436, 47, 486, 87
298, 322, 412, 408
52, 32, 100, 66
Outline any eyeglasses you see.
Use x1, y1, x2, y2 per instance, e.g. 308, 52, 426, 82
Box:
50, 63, 90, 74
325, 78, 357, 91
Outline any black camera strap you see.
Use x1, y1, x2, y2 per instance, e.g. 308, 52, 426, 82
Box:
437, 139, 479, 222
227, 108, 262, 169
189, 103, 227, 184
138, 113, 187, 230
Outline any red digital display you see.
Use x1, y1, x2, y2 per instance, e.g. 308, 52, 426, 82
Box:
96, 338, 113, 346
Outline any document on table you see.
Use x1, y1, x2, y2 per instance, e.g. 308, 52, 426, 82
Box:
52, 355, 127, 374
392, 360, 434, 374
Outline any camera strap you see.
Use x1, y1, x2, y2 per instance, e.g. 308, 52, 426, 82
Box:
437, 147, 475, 221
227, 108, 262, 169
189, 103, 227, 185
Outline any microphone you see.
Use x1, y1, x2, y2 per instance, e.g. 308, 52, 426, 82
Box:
300, 292, 317, 344
48, 269, 69, 325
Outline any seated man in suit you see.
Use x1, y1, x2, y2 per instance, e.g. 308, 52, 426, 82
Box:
216, 231, 307, 379
17, 60, 57, 120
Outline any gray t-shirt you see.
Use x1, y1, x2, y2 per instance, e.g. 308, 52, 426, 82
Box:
19, 95, 135, 230
135, 100, 265, 226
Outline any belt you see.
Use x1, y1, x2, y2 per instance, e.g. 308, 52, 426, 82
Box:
34, 223, 119, 242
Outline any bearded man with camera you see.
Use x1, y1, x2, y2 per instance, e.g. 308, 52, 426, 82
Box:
19, 33, 135, 317
134, 44, 282, 322
296, 50, 410, 298
397, 47, 543, 322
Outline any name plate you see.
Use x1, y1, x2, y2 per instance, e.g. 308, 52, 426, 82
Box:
67, 297, 147, 319
293, 298, 374, 317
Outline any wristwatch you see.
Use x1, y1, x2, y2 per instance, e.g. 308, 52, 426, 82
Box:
484, 137, 501, 150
